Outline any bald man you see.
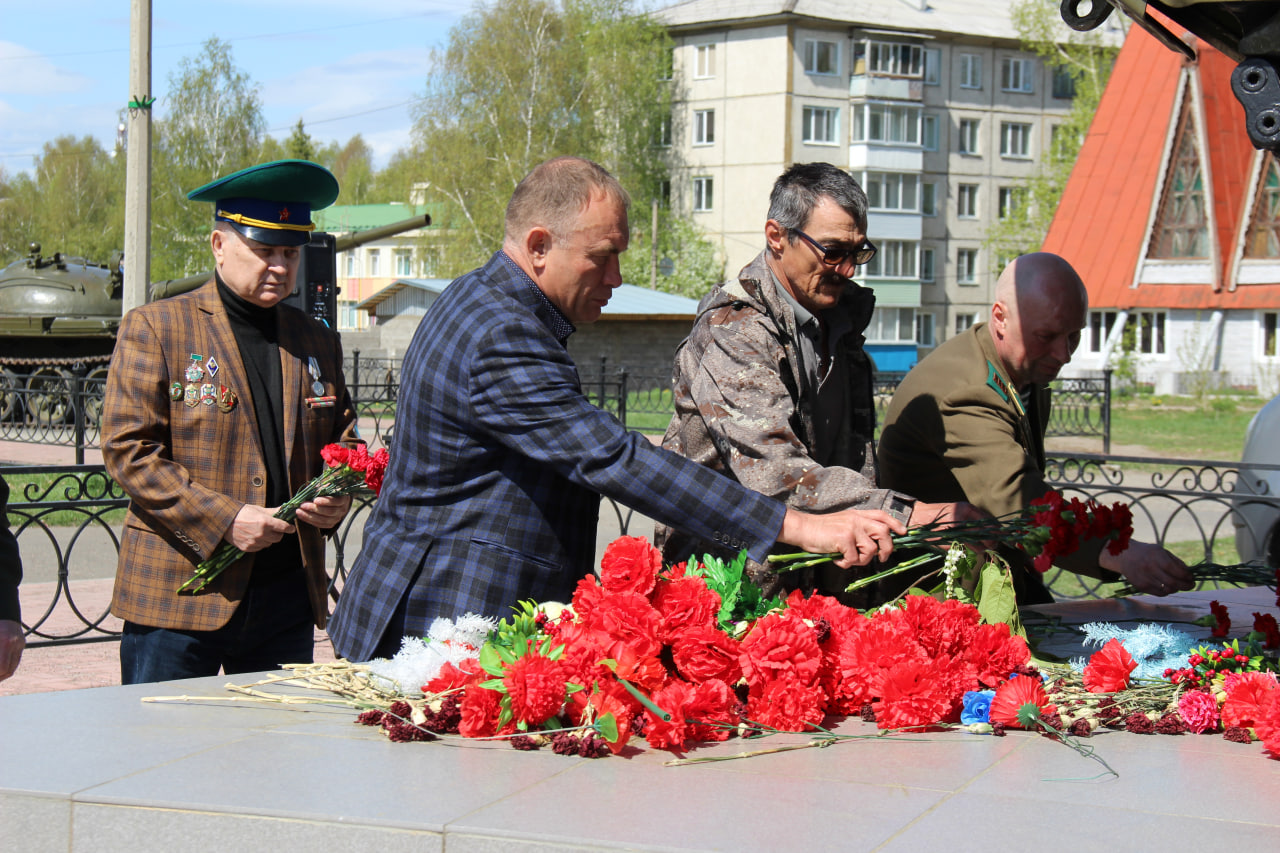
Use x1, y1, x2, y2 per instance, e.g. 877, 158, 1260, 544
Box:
878, 253, 1193, 602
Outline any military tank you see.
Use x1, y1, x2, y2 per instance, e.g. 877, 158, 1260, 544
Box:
0, 213, 431, 425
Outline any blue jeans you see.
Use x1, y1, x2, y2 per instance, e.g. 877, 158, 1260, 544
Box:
120, 570, 315, 684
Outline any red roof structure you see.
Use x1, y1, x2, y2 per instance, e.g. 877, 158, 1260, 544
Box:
1043, 24, 1280, 312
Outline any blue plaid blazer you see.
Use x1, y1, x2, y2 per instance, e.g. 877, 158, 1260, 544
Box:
328, 252, 785, 661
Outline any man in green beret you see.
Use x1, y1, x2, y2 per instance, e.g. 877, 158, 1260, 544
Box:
102, 159, 359, 684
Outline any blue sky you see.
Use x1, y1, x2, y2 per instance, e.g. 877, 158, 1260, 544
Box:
0, 0, 478, 174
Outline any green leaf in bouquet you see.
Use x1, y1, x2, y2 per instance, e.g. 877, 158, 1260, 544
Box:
479, 644, 508, 677
478, 677, 507, 692
975, 561, 1025, 639
596, 712, 619, 743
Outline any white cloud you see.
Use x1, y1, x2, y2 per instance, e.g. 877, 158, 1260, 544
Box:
0, 41, 94, 96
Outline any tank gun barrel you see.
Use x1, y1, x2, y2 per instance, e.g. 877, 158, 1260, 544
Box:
147, 213, 433, 301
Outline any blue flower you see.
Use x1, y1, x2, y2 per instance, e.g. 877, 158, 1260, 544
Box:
961, 690, 995, 725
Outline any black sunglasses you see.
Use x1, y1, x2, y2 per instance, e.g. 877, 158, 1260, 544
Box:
792, 228, 877, 267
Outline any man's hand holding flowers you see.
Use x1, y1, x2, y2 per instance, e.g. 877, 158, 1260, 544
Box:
1100, 540, 1194, 597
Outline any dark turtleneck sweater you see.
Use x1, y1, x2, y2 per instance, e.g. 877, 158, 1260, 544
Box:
216, 274, 302, 585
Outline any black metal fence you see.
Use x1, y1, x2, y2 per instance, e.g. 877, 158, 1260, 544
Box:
8, 452, 1277, 648
0, 364, 107, 463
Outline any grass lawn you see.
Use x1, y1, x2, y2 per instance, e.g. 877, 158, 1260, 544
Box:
4, 470, 127, 527
1108, 396, 1267, 461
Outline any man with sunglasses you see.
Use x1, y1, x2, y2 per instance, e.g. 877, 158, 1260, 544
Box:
658, 163, 974, 604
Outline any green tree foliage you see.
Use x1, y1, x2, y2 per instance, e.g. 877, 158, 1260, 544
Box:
622, 206, 724, 300
151, 37, 267, 278
0, 136, 124, 264
329, 135, 377, 205
285, 119, 316, 161
983, 0, 1122, 268
409, 0, 712, 286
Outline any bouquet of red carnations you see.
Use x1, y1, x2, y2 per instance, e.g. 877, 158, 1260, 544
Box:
177, 443, 388, 594
769, 490, 1134, 594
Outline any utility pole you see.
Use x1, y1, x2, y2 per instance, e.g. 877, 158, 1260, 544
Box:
123, 0, 152, 312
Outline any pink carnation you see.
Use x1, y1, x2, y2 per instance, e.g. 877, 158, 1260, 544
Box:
1177, 690, 1220, 734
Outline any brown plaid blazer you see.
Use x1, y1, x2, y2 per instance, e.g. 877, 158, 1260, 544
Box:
102, 280, 357, 632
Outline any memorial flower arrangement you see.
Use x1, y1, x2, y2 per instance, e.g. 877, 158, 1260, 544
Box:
178, 443, 389, 594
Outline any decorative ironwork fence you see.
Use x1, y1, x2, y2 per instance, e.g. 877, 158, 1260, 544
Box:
0, 365, 106, 463
8, 452, 1278, 647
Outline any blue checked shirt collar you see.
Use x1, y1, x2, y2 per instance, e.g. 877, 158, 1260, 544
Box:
500, 251, 576, 344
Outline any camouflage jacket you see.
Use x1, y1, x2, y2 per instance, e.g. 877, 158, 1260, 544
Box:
656, 252, 914, 600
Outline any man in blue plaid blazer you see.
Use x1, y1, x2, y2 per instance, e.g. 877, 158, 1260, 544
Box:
329, 157, 906, 662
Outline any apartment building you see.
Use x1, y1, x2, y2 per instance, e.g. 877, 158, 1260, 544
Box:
657, 0, 1119, 370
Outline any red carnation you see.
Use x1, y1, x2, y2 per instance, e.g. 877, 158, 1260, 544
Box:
684, 678, 737, 742
363, 447, 390, 495
739, 611, 823, 689
837, 616, 928, 706
1253, 612, 1280, 649
671, 624, 743, 684
579, 590, 662, 660
598, 536, 662, 597
872, 658, 954, 730
989, 676, 1057, 729
746, 672, 828, 732
458, 684, 505, 738
965, 622, 1031, 688
423, 658, 482, 695
570, 574, 605, 622
1252, 691, 1280, 759
652, 575, 721, 641
644, 680, 694, 750
1221, 672, 1278, 730
1210, 600, 1231, 638
320, 443, 351, 467
503, 653, 570, 728
1083, 638, 1138, 693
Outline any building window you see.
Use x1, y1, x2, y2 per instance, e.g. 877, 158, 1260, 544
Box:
922, 113, 939, 150
924, 48, 941, 85
804, 40, 839, 75
921, 182, 938, 216
852, 102, 921, 144
998, 186, 1023, 220
802, 106, 838, 144
959, 53, 982, 89
419, 248, 441, 277
867, 307, 917, 342
1052, 67, 1077, 99
1129, 311, 1166, 354
864, 41, 923, 77
955, 312, 978, 334
693, 176, 714, 212
654, 114, 672, 147
920, 247, 936, 281
865, 241, 918, 278
1089, 311, 1114, 353
1154, 90, 1209, 258
864, 172, 919, 212
957, 248, 978, 284
344, 253, 355, 277
693, 109, 715, 145
915, 312, 936, 346
694, 43, 716, 79
368, 250, 380, 277
958, 118, 979, 154
1246, 155, 1280, 257
660, 179, 672, 207
394, 250, 412, 277
957, 184, 979, 219
1264, 312, 1278, 358
1000, 122, 1032, 158
659, 47, 674, 81
1001, 57, 1034, 93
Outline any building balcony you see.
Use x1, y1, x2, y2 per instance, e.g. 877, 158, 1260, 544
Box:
849, 75, 923, 102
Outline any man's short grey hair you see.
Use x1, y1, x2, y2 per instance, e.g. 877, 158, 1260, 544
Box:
767, 162, 868, 238
505, 156, 631, 244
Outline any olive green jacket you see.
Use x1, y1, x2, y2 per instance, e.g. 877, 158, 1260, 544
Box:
878, 323, 1115, 589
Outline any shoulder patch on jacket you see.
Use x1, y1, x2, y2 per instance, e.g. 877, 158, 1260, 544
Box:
985, 361, 1026, 416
